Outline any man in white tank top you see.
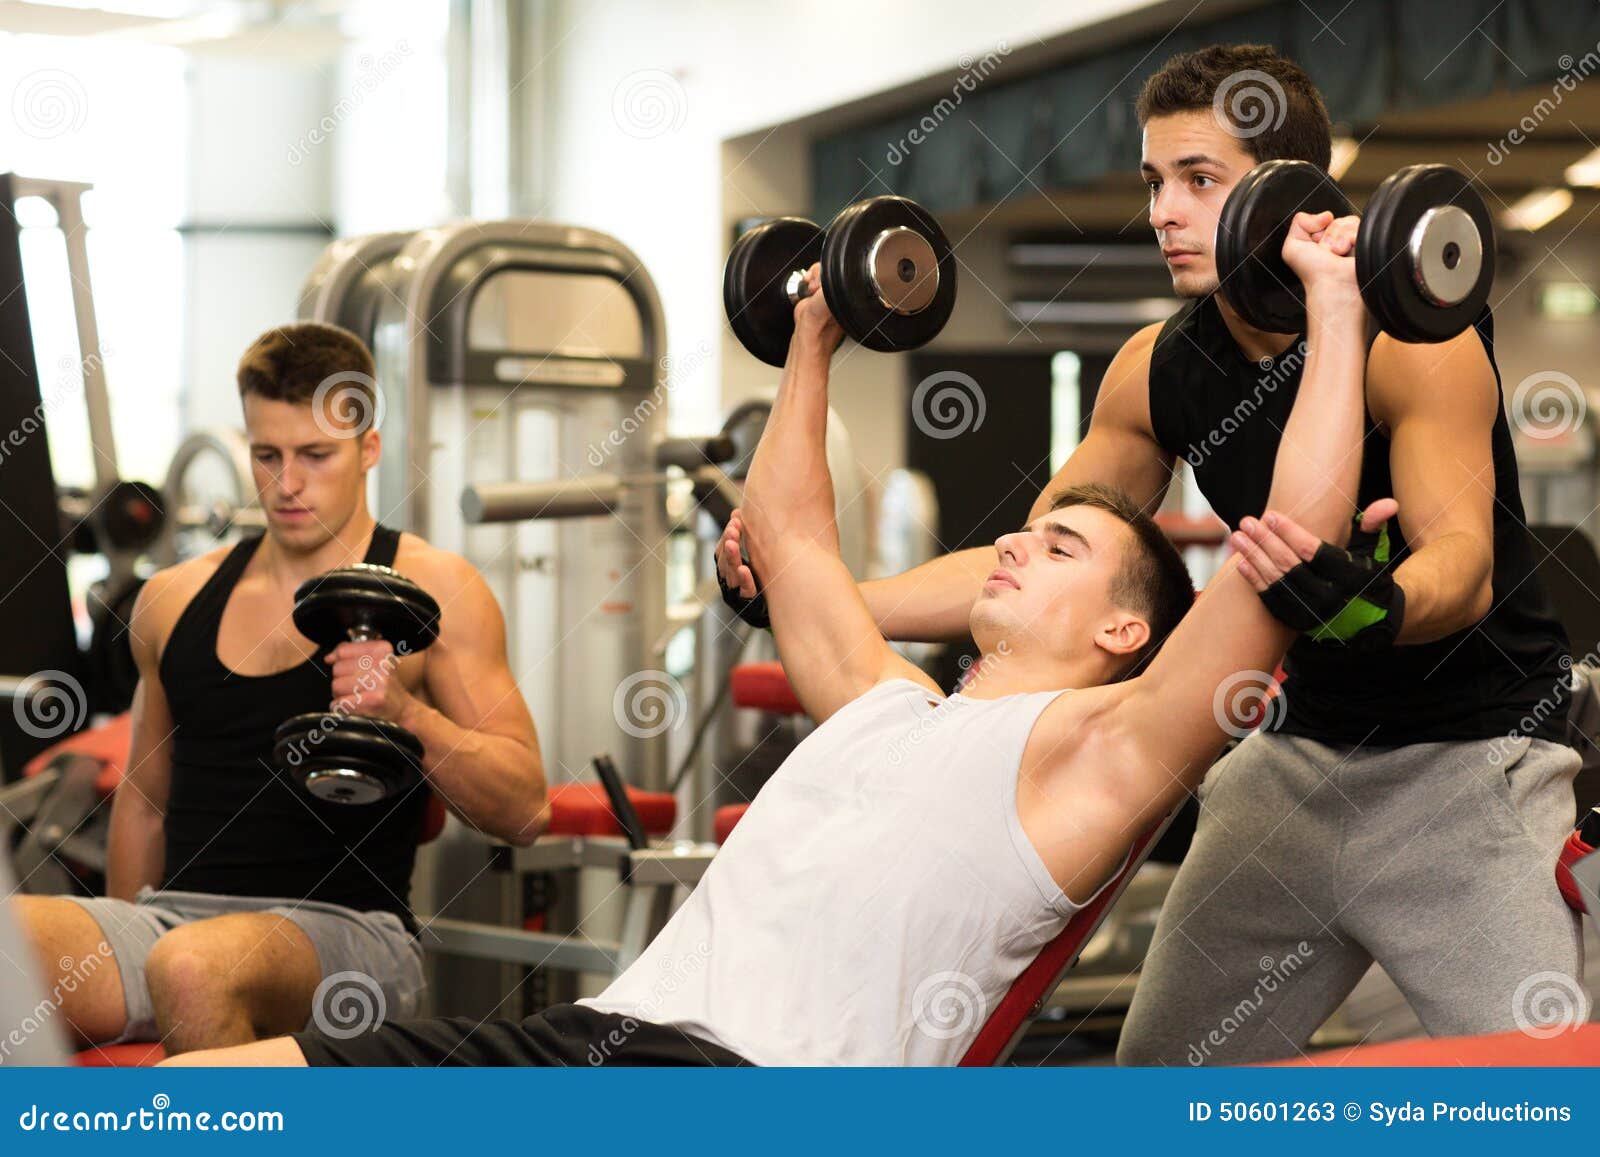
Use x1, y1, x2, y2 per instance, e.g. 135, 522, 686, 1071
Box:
170, 209, 1373, 1068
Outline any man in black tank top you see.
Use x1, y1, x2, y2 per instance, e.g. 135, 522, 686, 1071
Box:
13, 323, 547, 1057
717, 45, 1582, 1061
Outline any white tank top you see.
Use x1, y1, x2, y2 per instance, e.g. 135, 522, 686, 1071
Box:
581, 678, 1119, 1066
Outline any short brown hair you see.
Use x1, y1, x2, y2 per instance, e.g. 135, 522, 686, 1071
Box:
1050, 483, 1195, 677
237, 322, 375, 411
1136, 44, 1332, 170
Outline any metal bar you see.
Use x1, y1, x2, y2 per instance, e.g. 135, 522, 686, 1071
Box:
36, 181, 118, 490
461, 476, 629, 523
421, 916, 620, 973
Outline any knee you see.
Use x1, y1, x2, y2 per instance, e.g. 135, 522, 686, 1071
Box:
146, 931, 240, 1014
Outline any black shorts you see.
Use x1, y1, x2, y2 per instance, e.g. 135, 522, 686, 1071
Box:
291, 1003, 751, 1067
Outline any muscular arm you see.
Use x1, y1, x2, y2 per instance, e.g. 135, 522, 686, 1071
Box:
1045, 275, 1371, 864
742, 281, 937, 722
395, 559, 548, 846
1366, 329, 1498, 643
859, 322, 1175, 641
106, 574, 177, 900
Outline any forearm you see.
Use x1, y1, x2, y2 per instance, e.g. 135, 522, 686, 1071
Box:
1264, 293, 1366, 540
400, 700, 547, 845
743, 345, 836, 569
860, 547, 993, 642
106, 799, 165, 901
1392, 532, 1493, 643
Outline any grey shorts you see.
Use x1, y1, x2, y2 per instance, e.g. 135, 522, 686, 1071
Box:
65, 888, 424, 1044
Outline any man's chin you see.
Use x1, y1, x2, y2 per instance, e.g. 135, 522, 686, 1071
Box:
1169, 270, 1218, 300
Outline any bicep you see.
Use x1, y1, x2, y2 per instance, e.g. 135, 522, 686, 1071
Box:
122, 582, 175, 814
1117, 561, 1295, 802
1375, 335, 1497, 552
763, 538, 937, 722
424, 568, 539, 744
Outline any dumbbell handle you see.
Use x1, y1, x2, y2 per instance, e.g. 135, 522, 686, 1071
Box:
784, 270, 817, 305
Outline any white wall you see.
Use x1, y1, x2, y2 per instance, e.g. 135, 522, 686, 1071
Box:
181, 55, 333, 432
534, 0, 1166, 446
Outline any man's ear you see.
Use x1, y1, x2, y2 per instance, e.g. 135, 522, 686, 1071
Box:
361, 427, 381, 472
1093, 611, 1150, 659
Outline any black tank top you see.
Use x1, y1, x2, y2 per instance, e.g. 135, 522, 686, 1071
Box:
157, 525, 428, 927
1148, 295, 1569, 745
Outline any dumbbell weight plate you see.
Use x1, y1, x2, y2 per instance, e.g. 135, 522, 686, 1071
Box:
1215, 159, 1354, 335
273, 713, 425, 805
820, 195, 956, 353
723, 217, 825, 367
293, 563, 441, 655
1356, 164, 1494, 344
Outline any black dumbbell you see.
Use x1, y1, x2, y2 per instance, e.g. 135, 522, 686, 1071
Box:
273, 562, 440, 805
1215, 160, 1494, 343
724, 195, 958, 367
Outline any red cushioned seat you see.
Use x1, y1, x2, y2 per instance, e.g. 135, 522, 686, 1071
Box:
23, 712, 131, 798
546, 782, 676, 837
1275, 1024, 1600, 1066
714, 803, 748, 844
729, 662, 804, 717
420, 794, 448, 844
74, 1042, 166, 1067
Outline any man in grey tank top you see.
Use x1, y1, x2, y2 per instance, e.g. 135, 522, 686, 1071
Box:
170, 202, 1376, 1067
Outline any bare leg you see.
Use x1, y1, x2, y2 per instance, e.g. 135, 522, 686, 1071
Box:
12, 896, 129, 1046
146, 912, 320, 1054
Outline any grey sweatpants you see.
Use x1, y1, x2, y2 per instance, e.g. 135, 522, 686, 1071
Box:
1118, 732, 1583, 1065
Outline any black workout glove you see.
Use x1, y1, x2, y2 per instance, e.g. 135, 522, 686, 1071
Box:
717, 559, 771, 630
1257, 515, 1406, 652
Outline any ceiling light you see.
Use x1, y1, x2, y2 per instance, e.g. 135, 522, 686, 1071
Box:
1501, 187, 1573, 232
1328, 137, 1360, 181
